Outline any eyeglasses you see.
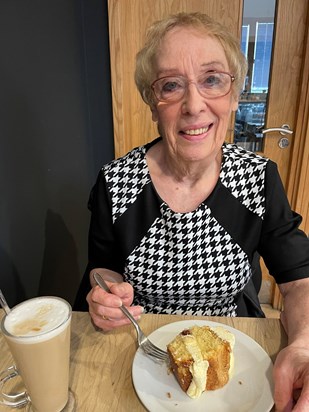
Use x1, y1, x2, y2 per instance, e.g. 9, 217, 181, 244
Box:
151, 71, 235, 103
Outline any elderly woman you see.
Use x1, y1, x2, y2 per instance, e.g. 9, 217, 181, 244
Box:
75, 12, 309, 411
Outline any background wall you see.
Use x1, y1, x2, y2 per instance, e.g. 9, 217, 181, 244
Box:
0, 0, 114, 307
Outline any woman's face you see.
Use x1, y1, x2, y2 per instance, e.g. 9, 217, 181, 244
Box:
151, 27, 238, 164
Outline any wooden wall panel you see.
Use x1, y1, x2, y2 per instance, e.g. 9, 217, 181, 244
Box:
294, 114, 309, 236
107, 0, 242, 158
287, 8, 309, 236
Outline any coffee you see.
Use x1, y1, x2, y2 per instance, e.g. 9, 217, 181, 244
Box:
1, 297, 71, 412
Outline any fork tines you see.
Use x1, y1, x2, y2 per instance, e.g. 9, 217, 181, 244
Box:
142, 340, 169, 362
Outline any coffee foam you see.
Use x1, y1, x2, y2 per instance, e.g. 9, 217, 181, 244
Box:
3, 297, 71, 343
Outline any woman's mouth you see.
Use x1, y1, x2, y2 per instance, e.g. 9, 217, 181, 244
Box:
180, 124, 213, 139
184, 126, 209, 135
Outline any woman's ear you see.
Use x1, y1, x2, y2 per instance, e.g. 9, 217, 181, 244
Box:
151, 106, 158, 122
231, 97, 239, 112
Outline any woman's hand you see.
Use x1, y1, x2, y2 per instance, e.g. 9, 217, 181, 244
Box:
86, 269, 144, 331
273, 344, 309, 411
275, 279, 309, 411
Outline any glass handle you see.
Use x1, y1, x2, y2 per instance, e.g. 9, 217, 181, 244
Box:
0, 366, 30, 408
262, 124, 293, 136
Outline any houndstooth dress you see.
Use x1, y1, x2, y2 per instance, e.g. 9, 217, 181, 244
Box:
87, 138, 309, 316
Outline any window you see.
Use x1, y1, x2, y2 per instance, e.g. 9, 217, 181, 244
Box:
251, 23, 274, 93
234, 0, 276, 152
241, 24, 250, 59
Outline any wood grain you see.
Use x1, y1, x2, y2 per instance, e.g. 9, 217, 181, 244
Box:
0, 310, 287, 411
287, 8, 309, 236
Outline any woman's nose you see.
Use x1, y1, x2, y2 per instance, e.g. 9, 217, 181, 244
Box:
181, 83, 207, 115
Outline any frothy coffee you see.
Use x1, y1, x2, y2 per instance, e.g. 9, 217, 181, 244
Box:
4, 297, 70, 340
1, 297, 71, 412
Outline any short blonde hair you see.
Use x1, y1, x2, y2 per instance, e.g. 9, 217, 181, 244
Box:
135, 12, 248, 107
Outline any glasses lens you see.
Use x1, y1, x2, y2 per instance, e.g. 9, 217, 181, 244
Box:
153, 77, 185, 102
199, 72, 232, 97
152, 72, 233, 102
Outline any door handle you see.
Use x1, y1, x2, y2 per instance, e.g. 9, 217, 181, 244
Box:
262, 124, 293, 135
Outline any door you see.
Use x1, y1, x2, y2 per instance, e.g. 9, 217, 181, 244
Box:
107, 0, 309, 308
266, 0, 308, 308
234, 0, 308, 309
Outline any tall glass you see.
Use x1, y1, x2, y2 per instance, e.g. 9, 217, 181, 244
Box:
0, 296, 74, 412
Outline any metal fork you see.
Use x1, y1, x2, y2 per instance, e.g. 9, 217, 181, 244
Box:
93, 273, 169, 362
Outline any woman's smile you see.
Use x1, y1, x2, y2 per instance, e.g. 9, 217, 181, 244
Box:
180, 124, 213, 141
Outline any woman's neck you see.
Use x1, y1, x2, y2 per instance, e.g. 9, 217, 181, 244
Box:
145, 140, 222, 213
147, 139, 222, 184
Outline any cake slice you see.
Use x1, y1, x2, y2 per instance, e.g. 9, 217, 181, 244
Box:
167, 325, 235, 399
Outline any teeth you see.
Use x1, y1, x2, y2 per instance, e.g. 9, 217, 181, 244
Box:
185, 127, 209, 135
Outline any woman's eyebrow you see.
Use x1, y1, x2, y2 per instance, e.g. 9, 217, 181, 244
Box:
155, 68, 182, 77
201, 61, 226, 69
156, 61, 227, 77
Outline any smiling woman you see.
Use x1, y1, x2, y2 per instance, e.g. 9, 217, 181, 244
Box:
74, 11, 309, 411
75, 9, 309, 319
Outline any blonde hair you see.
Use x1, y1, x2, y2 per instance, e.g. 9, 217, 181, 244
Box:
135, 12, 248, 107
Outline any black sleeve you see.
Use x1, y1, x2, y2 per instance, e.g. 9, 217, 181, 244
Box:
87, 170, 125, 274
258, 161, 309, 283
73, 170, 123, 311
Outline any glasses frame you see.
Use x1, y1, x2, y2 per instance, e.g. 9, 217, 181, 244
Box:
151, 71, 236, 103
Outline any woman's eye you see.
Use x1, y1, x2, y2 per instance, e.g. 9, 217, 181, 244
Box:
162, 80, 181, 93
204, 75, 220, 87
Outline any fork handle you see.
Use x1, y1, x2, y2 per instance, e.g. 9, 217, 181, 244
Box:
93, 273, 138, 326
93, 272, 113, 294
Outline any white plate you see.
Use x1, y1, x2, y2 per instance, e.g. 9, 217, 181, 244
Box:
132, 320, 274, 412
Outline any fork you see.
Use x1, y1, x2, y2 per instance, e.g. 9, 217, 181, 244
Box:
93, 273, 169, 362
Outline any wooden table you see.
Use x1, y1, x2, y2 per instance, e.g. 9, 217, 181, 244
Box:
0, 311, 287, 411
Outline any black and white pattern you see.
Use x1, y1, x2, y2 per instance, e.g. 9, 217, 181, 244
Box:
124, 202, 251, 316
220, 144, 268, 218
102, 142, 269, 316
104, 147, 150, 223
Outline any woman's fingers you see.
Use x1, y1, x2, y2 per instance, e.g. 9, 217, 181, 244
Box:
87, 282, 144, 330
90, 305, 144, 331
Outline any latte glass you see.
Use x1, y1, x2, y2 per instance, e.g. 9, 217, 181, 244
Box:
0, 296, 74, 412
